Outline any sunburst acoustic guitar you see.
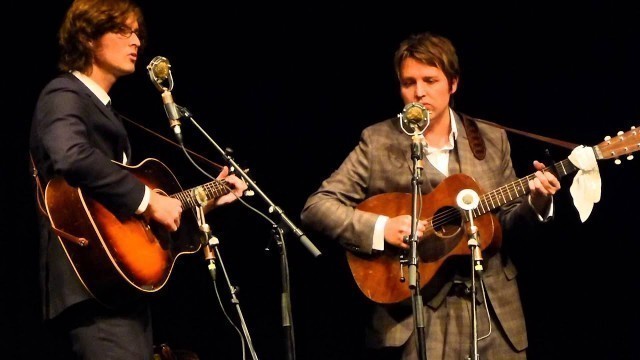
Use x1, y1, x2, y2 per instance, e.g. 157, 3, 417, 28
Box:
44, 158, 231, 308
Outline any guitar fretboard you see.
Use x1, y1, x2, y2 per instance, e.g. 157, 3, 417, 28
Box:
171, 179, 230, 210
471, 158, 579, 217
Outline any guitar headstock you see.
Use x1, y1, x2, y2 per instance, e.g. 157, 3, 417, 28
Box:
594, 126, 639, 164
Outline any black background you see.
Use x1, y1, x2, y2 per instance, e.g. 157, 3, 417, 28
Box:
4, 1, 640, 359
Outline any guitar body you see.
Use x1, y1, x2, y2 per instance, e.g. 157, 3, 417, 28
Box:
44, 158, 201, 308
347, 173, 502, 304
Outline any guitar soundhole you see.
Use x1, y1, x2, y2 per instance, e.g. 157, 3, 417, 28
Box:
419, 206, 463, 262
150, 221, 173, 251
433, 206, 463, 238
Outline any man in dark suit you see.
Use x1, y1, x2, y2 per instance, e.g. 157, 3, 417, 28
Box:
300, 32, 561, 359
29, 0, 246, 358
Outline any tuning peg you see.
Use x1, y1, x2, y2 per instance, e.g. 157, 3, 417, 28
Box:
615, 158, 621, 165
628, 155, 634, 161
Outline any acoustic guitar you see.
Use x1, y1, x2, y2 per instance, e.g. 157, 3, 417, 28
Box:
348, 126, 639, 304
44, 158, 230, 308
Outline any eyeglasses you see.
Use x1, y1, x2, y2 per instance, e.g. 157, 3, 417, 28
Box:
114, 25, 141, 39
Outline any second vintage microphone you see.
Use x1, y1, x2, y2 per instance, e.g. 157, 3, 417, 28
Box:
401, 102, 430, 130
147, 56, 183, 143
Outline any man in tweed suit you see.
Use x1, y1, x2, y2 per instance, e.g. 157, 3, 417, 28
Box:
300, 32, 560, 359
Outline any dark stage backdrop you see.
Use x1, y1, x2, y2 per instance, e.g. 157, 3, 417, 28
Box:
5, 1, 639, 359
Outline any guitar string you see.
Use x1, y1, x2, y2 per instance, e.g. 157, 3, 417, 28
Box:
424, 163, 569, 232
171, 179, 229, 209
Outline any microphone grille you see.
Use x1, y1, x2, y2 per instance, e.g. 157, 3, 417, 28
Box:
153, 60, 170, 80
406, 106, 424, 122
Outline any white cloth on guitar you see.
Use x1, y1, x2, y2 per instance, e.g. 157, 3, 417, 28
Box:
568, 145, 601, 222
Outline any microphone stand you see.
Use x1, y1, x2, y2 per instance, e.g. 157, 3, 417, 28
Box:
408, 133, 427, 360
270, 225, 295, 360
181, 107, 321, 258
465, 209, 482, 360
181, 107, 319, 360
195, 201, 259, 360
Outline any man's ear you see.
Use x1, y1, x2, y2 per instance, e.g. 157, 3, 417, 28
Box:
450, 77, 459, 94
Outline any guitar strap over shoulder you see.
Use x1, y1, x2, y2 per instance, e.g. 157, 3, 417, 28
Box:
29, 153, 48, 217
460, 113, 486, 161
29, 153, 89, 247
457, 113, 580, 160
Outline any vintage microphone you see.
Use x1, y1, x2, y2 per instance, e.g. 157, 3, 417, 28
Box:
399, 102, 431, 134
398, 102, 430, 360
147, 56, 183, 143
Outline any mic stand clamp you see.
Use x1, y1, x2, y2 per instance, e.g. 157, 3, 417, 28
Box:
198, 213, 218, 281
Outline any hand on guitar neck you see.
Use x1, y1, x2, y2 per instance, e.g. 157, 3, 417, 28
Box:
203, 165, 248, 211
143, 165, 247, 233
527, 160, 561, 214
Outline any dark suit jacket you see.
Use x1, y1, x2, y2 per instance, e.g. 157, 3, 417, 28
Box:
301, 111, 543, 351
30, 72, 144, 319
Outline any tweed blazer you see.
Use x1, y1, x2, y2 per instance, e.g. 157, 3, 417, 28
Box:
301, 111, 543, 351
30, 72, 145, 319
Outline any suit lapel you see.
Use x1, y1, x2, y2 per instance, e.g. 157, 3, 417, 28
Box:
76, 79, 132, 163
454, 114, 475, 175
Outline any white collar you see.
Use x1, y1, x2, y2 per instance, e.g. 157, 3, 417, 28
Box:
71, 70, 111, 106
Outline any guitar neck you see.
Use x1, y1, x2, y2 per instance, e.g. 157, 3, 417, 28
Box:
473, 158, 578, 217
171, 179, 230, 210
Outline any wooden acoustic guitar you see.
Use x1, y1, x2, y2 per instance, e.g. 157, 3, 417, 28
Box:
348, 126, 639, 304
44, 158, 230, 308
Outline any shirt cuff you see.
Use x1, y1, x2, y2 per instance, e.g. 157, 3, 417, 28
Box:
372, 215, 389, 251
135, 186, 151, 214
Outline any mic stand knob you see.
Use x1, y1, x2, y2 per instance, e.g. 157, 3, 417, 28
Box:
467, 223, 483, 274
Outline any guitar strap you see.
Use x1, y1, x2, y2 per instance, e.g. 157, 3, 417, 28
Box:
29, 152, 48, 218
460, 113, 487, 161
29, 153, 89, 247
461, 113, 580, 154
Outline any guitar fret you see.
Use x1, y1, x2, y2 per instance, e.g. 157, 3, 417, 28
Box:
477, 200, 485, 214
171, 179, 231, 211
496, 188, 505, 205
488, 193, 495, 208
205, 183, 215, 197
173, 192, 185, 207
558, 161, 567, 176
187, 192, 198, 208
518, 179, 527, 196
488, 192, 496, 209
